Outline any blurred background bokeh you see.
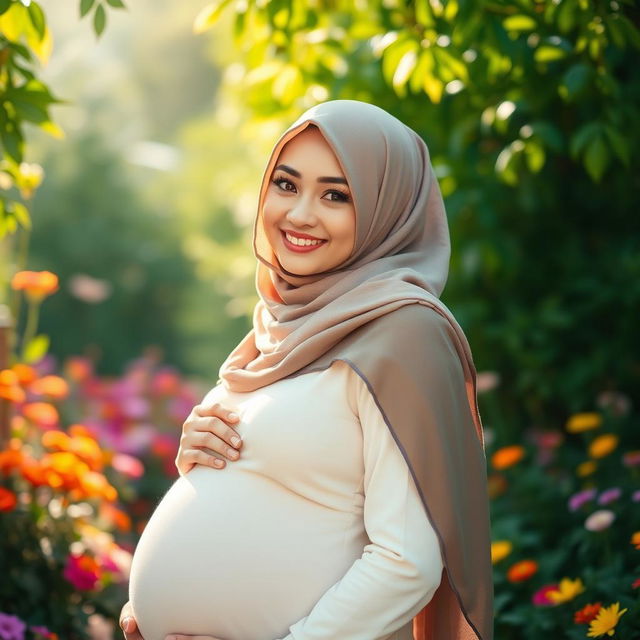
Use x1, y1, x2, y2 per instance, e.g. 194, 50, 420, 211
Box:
1, 0, 638, 638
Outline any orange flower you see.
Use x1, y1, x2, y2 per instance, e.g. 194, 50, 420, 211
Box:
100, 502, 132, 531
68, 423, 96, 438
11, 270, 59, 301
0, 448, 24, 474
69, 435, 104, 471
79, 470, 117, 502
631, 531, 640, 550
40, 451, 89, 491
42, 429, 72, 451
589, 434, 619, 459
575, 602, 602, 624
507, 559, 538, 582
491, 445, 526, 470
20, 455, 47, 487
65, 357, 93, 383
0, 369, 26, 403
11, 363, 38, 386
30, 375, 69, 400
0, 486, 17, 511
22, 402, 59, 429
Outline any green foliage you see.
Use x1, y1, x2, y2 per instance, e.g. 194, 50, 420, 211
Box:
28, 133, 194, 375
193, 0, 640, 431
77, 0, 126, 37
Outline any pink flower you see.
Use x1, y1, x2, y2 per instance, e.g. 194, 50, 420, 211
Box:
476, 371, 500, 393
632, 490, 640, 503
622, 451, 640, 468
597, 487, 622, 505
532, 583, 559, 606
111, 453, 144, 478
151, 367, 181, 395
63, 553, 101, 591
596, 390, 631, 416
568, 488, 597, 512
0, 613, 26, 640
29, 626, 57, 640
584, 509, 616, 532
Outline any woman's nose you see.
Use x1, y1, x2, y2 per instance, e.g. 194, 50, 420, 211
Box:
286, 196, 317, 226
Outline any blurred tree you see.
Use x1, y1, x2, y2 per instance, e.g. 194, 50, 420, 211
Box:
195, 0, 640, 436
27, 130, 195, 374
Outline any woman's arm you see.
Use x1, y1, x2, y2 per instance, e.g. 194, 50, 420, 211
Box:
274, 365, 444, 640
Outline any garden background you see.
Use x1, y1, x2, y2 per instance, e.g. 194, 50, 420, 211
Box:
0, 0, 638, 638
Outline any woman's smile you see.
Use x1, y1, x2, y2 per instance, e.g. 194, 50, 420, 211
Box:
281, 229, 328, 252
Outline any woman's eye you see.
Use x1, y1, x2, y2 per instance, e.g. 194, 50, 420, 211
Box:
325, 191, 351, 203
272, 176, 296, 192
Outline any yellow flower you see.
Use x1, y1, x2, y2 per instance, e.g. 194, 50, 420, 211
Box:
491, 540, 512, 564
587, 602, 628, 637
566, 412, 602, 433
545, 577, 585, 604
577, 461, 597, 477
589, 434, 619, 459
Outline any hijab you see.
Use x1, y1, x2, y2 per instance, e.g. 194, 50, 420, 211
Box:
218, 99, 494, 640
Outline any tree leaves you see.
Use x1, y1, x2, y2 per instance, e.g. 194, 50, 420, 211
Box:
93, 4, 106, 36
80, 0, 95, 18
193, 0, 234, 34
78, 0, 126, 37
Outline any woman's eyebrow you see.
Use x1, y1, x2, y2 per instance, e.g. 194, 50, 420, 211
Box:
274, 164, 348, 185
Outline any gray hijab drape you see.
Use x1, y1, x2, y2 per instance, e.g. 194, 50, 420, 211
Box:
219, 99, 494, 640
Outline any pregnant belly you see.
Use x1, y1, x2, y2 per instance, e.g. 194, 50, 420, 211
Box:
128, 466, 366, 640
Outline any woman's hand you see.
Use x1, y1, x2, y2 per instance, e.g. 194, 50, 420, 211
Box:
119, 601, 142, 640
175, 401, 243, 476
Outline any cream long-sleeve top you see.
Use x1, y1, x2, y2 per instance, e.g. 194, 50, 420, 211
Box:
128, 359, 444, 640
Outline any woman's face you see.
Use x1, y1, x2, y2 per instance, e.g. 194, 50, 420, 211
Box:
262, 125, 356, 279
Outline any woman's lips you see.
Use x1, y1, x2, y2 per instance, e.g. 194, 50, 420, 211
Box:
280, 230, 327, 253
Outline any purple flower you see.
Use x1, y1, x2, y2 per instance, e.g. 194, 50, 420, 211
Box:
632, 490, 640, 503
0, 613, 26, 640
597, 487, 622, 505
568, 488, 597, 512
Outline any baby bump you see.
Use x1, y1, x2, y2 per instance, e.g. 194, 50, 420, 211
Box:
128, 465, 366, 640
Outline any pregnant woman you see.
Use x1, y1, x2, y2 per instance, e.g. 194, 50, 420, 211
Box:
121, 99, 493, 640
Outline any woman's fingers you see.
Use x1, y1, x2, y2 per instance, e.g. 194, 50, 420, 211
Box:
176, 402, 243, 475
195, 401, 239, 424
179, 448, 227, 469
118, 602, 143, 640
193, 425, 241, 460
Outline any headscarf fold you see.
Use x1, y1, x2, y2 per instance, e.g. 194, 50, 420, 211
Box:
219, 99, 494, 640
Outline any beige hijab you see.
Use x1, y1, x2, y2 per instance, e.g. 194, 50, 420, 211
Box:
219, 99, 494, 640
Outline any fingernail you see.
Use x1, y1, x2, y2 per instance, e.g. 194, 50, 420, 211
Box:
122, 618, 133, 632
228, 412, 239, 421
231, 436, 241, 447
